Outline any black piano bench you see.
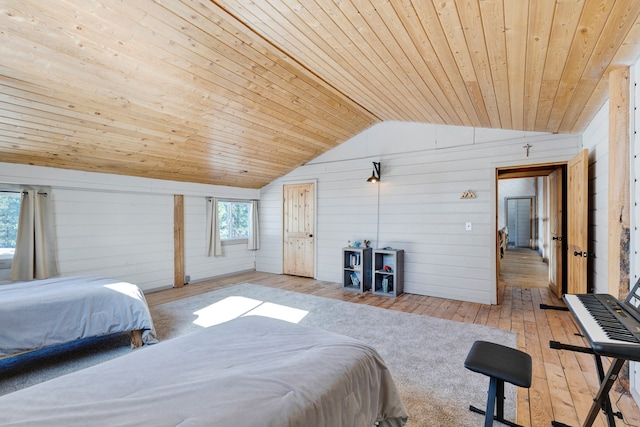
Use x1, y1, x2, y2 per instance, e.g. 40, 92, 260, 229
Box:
464, 340, 532, 427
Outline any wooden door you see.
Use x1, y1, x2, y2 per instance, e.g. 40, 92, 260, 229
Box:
549, 169, 564, 298
566, 149, 589, 294
283, 183, 315, 278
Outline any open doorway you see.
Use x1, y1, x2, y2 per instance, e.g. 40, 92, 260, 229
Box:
495, 150, 588, 304
496, 164, 567, 298
499, 180, 547, 290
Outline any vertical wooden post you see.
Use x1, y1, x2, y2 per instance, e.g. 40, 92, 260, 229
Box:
608, 67, 631, 298
174, 194, 185, 288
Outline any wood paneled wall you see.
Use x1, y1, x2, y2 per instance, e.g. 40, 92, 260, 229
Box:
0, 162, 259, 292
53, 189, 175, 290
257, 123, 581, 304
582, 101, 611, 294
183, 195, 256, 280
497, 177, 537, 230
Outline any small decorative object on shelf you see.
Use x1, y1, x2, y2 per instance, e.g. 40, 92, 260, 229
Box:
372, 248, 404, 297
342, 247, 372, 292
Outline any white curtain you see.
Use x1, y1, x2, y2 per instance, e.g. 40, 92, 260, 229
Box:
248, 200, 260, 250
10, 189, 59, 281
205, 197, 222, 257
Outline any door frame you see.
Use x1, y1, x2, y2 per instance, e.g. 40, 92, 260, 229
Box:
281, 179, 318, 278
548, 168, 565, 298
491, 160, 570, 304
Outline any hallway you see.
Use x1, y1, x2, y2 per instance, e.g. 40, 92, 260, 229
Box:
499, 248, 549, 289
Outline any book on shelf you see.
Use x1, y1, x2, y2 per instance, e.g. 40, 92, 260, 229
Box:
381, 276, 393, 293
350, 273, 360, 287
350, 253, 361, 269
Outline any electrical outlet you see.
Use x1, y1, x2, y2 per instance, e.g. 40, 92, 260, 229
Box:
184, 275, 191, 284
465, 222, 472, 231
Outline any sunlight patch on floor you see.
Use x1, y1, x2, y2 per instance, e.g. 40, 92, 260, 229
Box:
193, 296, 308, 327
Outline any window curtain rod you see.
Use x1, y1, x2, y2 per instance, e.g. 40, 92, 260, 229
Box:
0, 190, 48, 195
206, 197, 257, 202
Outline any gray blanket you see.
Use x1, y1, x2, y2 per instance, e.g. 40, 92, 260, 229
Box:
0, 275, 157, 356
0, 316, 408, 426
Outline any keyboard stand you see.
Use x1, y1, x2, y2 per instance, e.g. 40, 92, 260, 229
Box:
549, 341, 623, 427
540, 304, 569, 311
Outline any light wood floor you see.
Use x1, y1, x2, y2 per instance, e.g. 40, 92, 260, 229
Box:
146, 269, 640, 427
500, 248, 550, 289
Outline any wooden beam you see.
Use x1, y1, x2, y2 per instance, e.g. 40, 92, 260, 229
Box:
174, 194, 185, 288
608, 66, 631, 298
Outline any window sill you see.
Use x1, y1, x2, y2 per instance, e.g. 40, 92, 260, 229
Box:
0, 252, 13, 270
221, 239, 248, 246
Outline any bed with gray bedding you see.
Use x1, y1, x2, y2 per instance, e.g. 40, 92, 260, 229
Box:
0, 275, 157, 357
0, 315, 408, 426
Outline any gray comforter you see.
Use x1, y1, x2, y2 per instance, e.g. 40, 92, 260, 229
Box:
0, 316, 408, 426
0, 275, 157, 356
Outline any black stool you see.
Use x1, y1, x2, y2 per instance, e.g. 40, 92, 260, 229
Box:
464, 340, 532, 427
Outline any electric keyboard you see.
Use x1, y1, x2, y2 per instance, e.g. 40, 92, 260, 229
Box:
563, 292, 640, 362
551, 279, 640, 427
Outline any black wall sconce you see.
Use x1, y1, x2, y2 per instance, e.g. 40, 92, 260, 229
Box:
367, 162, 381, 183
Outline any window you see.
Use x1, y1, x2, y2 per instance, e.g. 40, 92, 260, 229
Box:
0, 192, 21, 267
218, 201, 250, 241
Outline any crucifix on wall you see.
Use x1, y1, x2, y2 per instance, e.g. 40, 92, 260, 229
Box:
523, 143, 532, 157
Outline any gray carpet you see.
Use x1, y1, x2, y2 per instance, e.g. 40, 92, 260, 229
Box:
151, 284, 518, 426
0, 283, 518, 426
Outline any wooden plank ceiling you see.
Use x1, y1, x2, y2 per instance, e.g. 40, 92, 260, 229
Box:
2, 1, 640, 188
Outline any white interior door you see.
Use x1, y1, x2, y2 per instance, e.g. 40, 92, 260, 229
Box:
507, 197, 532, 248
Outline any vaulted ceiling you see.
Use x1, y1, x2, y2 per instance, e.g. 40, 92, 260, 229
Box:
2, 1, 640, 188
